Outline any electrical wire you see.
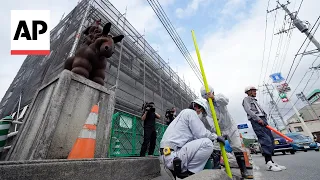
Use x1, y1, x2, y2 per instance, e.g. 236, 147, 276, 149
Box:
282, 54, 320, 117
262, 10, 279, 87
258, 0, 272, 87
282, 69, 315, 117
270, 15, 320, 114
147, 0, 203, 84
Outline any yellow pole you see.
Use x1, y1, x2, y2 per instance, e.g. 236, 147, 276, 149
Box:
191, 30, 232, 178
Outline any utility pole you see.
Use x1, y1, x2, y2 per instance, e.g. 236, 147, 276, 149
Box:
270, 115, 280, 131
288, 99, 314, 138
273, 1, 320, 51
264, 84, 290, 132
297, 92, 320, 121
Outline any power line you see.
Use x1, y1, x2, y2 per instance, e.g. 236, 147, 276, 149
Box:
270, 13, 287, 77
297, 0, 305, 14
147, 0, 203, 83
283, 69, 316, 117
282, 54, 320, 117
258, 0, 272, 102
281, 54, 320, 109
262, 10, 279, 85
258, 0, 272, 87
286, 15, 320, 83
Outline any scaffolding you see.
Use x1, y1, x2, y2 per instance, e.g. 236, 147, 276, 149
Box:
0, 0, 197, 122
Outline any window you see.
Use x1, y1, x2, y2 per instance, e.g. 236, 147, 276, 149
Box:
294, 126, 304, 132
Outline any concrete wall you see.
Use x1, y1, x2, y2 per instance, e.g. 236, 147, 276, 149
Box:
5, 70, 115, 160
0, 157, 160, 180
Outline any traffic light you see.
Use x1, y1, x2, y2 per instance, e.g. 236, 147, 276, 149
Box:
279, 92, 289, 102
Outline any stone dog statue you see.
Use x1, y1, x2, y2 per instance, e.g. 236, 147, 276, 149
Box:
64, 20, 124, 85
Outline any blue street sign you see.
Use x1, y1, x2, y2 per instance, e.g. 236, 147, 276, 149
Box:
270, 73, 285, 83
237, 123, 248, 129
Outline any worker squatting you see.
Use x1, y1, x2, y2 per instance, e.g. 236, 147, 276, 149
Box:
140, 85, 287, 179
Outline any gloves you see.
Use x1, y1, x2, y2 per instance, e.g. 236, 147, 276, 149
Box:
216, 136, 225, 145
257, 119, 266, 126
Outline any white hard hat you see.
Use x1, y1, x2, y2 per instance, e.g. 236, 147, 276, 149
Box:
200, 85, 214, 99
192, 98, 209, 114
245, 86, 257, 93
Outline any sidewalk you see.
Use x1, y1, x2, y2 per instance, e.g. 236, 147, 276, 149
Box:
151, 163, 244, 180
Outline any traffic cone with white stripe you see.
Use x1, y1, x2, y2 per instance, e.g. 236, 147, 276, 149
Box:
68, 104, 99, 159
239, 133, 252, 169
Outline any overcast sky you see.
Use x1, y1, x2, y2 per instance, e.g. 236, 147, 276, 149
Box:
1, 0, 320, 137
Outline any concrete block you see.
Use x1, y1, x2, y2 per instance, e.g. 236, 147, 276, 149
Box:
5, 70, 115, 160
0, 157, 160, 180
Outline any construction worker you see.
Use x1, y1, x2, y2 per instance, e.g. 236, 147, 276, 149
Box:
200, 85, 253, 179
242, 86, 286, 172
160, 98, 225, 178
165, 107, 176, 125
140, 102, 160, 157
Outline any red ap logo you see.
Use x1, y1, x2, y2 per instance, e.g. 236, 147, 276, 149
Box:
11, 10, 50, 55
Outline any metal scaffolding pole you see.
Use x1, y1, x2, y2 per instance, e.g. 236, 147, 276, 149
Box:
169, 66, 174, 106
68, 0, 92, 58
157, 57, 164, 123
143, 29, 146, 104
115, 7, 127, 91
14, 92, 22, 132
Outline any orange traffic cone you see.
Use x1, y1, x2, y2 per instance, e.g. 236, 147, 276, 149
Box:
239, 133, 252, 169
68, 104, 99, 159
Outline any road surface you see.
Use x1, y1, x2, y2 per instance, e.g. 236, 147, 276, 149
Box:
252, 150, 320, 180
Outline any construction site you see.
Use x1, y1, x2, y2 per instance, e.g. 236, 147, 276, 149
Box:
5, 0, 320, 179
0, 0, 197, 120
0, 0, 206, 176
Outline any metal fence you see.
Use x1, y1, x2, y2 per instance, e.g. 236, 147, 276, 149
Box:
108, 112, 167, 157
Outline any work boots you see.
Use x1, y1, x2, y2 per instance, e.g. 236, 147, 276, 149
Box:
235, 152, 254, 179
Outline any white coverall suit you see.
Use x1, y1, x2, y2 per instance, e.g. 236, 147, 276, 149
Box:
202, 94, 243, 152
160, 109, 218, 173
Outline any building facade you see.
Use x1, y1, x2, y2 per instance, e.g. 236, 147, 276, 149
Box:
286, 89, 320, 141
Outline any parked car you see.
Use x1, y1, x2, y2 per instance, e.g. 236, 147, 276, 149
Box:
285, 133, 319, 152
249, 143, 261, 154
271, 132, 295, 155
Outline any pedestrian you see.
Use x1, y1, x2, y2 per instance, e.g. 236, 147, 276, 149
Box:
242, 86, 286, 172
160, 98, 225, 178
140, 102, 160, 157
200, 85, 253, 179
165, 107, 176, 125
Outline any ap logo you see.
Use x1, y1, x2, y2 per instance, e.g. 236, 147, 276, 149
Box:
11, 10, 50, 55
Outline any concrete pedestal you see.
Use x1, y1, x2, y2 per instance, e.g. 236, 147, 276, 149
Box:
5, 70, 115, 160
0, 157, 160, 180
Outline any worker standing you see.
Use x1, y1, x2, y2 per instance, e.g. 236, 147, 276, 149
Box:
140, 102, 160, 157
165, 107, 176, 125
242, 86, 286, 172
160, 98, 225, 178
200, 85, 253, 179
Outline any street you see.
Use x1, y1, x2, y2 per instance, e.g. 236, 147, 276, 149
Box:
252, 151, 320, 180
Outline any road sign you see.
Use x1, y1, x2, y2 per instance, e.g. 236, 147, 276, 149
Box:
237, 123, 248, 129
279, 93, 287, 98
270, 73, 285, 83
276, 83, 291, 93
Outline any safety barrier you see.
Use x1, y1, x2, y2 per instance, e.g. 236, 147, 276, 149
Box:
108, 112, 167, 157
